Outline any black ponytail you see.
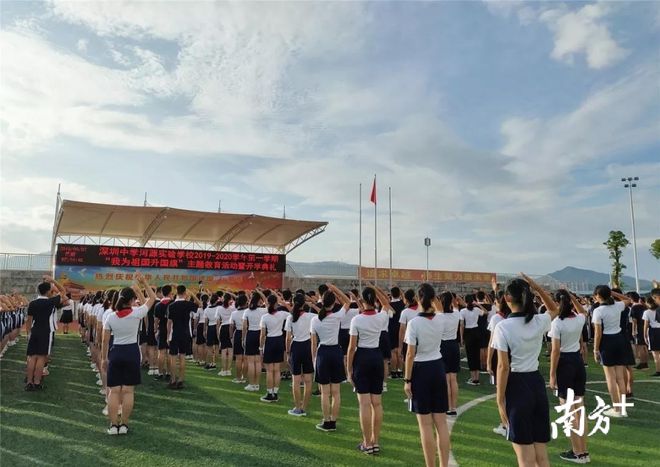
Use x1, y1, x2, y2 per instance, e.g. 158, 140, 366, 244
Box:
201, 294, 209, 309
594, 285, 615, 306
404, 288, 417, 308
267, 294, 278, 314
291, 293, 306, 323
440, 291, 453, 313
103, 289, 118, 310
496, 290, 511, 317
209, 293, 220, 306
249, 292, 261, 310
236, 294, 248, 309
115, 287, 137, 311
223, 293, 231, 308
465, 294, 476, 311
506, 278, 536, 323
362, 287, 376, 308
417, 283, 436, 312
318, 291, 336, 321
555, 290, 572, 320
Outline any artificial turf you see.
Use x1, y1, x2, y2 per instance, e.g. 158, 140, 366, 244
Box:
1, 333, 658, 466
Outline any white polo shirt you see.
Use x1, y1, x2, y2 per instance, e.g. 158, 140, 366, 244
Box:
592, 301, 625, 335
204, 306, 219, 326
548, 314, 585, 353
349, 311, 388, 348
310, 307, 347, 346
230, 308, 245, 331
459, 307, 481, 329
488, 312, 505, 332
285, 312, 313, 342
437, 312, 460, 341
217, 305, 234, 325
404, 314, 445, 362
399, 306, 419, 326
243, 307, 267, 331
340, 306, 359, 330
260, 310, 287, 337
642, 309, 660, 328
103, 305, 149, 345
491, 313, 552, 373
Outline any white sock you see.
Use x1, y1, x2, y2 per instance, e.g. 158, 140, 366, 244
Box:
273, 387, 279, 394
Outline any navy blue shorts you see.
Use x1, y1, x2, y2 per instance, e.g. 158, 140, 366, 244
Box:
196, 323, 206, 345
147, 331, 157, 346
206, 325, 219, 346
464, 328, 480, 371
505, 371, 550, 445
379, 331, 391, 360
622, 333, 636, 366
26, 331, 52, 356
233, 330, 244, 355
599, 333, 627, 366
338, 328, 350, 355
168, 335, 188, 356
649, 328, 660, 351
244, 330, 261, 356
157, 330, 168, 350
315, 344, 345, 385
410, 358, 448, 415
107, 343, 141, 387
352, 348, 384, 394
440, 339, 460, 374
263, 335, 285, 364
557, 352, 586, 399
289, 340, 313, 375
219, 325, 232, 350
60, 309, 73, 323
139, 326, 148, 345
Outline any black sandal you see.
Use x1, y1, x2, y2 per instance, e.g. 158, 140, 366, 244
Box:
357, 443, 374, 455
372, 445, 380, 454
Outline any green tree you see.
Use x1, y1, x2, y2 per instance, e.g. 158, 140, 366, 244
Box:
604, 230, 629, 289
651, 239, 660, 260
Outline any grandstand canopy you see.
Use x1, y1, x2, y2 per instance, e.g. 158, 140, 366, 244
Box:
52, 200, 327, 253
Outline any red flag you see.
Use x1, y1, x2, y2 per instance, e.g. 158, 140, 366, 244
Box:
370, 177, 377, 204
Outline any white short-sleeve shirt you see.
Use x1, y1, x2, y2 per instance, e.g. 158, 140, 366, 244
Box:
243, 307, 267, 331
437, 312, 460, 341
230, 308, 245, 331
204, 306, 219, 326
642, 309, 660, 328
404, 314, 445, 362
399, 307, 419, 326
340, 306, 359, 329
349, 311, 388, 348
217, 305, 234, 325
592, 301, 625, 335
459, 307, 481, 329
103, 305, 149, 345
488, 312, 505, 332
260, 310, 287, 337
310, 307, 347, 346
285, 312, 313, 342
490, 313, 552, 373
548, 314, 585, 353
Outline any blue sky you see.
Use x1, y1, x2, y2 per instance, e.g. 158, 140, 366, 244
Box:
1, 1, 658, 279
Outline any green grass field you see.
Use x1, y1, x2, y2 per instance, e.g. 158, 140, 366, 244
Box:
1, 334, 659, 466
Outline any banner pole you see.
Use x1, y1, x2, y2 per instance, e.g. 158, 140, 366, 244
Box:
359, 183, 362, 291
374, 174, 377, 287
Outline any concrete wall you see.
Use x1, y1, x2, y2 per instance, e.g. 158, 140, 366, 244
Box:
0, 270, 50, 294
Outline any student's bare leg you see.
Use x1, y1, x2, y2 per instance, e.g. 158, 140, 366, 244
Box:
625, 366, 633, 393
34, 356, 46, 384
370, 394, 383, 446
302, 373, 312, 410
416, 414, 436, 467
603, 366, 621, 406
320, 384, 331, 421
447, 373, 458, 410
432, 412, 450, 467
108, 386, 120, 425
179, 354, 186, 381
357, 393, 373, 447
292, 374, 302, 408
511, 443, 536, 467
330, 383, 341, 421
273, 362, 281, 389
532, 443, 550, 467
121, 386, 134, 424
26, 356, 37, 383
168, 355, 177, 381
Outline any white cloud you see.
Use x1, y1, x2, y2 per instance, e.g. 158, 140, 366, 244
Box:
76, 38, 88, 52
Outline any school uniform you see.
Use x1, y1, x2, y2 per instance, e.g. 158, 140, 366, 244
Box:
339, 303, 359, 355
630, 304, 646, 346
377, 309, 392, 360
217, 305, 234, 350
311, 307, 347, 384
477, 303, 493, 349
104, 305, 149, 387
350, 310, 387, 394
459, 307, 482, 371
398, 305, 419, 359
388, 299, 405, 350
548, 314, 587, 399
260, 310, 288, 364
285, 312, 314, 375
146, 300, 158, 346
59, 304, 73, 323
487, 311, 506, 383
404, 313, 449, 414
230, 308, 246, 355
642, 309, 660, 351
243, 307, 267, 356
154, 298, 172, 350
619, 305, 637, 366
204, 306, 219, 346
167, 299, 197, 356
592, 301, 628, 366
491, 312, 552, 445
438, 312, 461, 373
26, 296, 61, 356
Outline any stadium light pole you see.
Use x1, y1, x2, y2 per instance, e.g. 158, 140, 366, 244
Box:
424, 237, 431, 281
621, 177, 640, 293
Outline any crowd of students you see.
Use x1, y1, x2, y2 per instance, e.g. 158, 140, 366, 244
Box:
5, 273, 660, 467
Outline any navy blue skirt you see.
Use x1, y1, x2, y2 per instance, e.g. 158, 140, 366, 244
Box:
233, 330, 244, 355
440, 339, 460, 374
219, 325, 232, 349
557, 351, 586, 399
206, 325, 219, 347
599, 332, 627, 366
379, 330, 391, 360
289, 340, 313, 375
244, 330, 261, 356
107, 343, 141, 387
315, 344, 345, 384
338, 328, 350, 355
410, 358, 448, 415
196, 323, 206, 345
352, 348, 384, 394
505, 371, 550, 445
649, 328, 660, 351
263, 335, 285, 364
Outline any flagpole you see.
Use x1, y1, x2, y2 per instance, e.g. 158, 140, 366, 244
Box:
374, 174, 377, 286
388, 186, 392, 289
359, 183, 362, 291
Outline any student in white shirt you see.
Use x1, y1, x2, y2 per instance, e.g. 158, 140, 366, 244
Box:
398, 289, 419, 367
258, 292, 289, 403
101, 273, 157, 435
217, 293, 235, 376
548, 290, 590, 464
242, 292, 267, 392
311, 284, 349, 432
592, 285, 633, 416
459, 295, 488, 385
490, 274, 558, 467
642, 288, 660, 376
230, 294, 248, 384
285, 293, 316, 416
486, 289, 511, 437
203, 294, 219, 370
192, 295, 207, 366
347, 285, 390, 455
403, 283, 451, 467
437, 291, 461, 416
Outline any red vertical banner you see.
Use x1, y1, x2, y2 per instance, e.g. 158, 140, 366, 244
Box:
370, 177, 377, 204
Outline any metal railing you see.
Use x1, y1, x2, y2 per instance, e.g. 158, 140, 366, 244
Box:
0, 253, 52, 271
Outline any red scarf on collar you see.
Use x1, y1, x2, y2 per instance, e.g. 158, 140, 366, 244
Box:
116, 308, 133, 318
362, 309, 377, 316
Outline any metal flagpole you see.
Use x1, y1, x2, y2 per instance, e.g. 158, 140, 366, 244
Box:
359, 183, 362, 290
374, 174, 377, 286
389, 186, 392, 289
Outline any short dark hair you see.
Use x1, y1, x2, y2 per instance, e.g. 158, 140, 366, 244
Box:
162, 285, 172, 297
37, 282, 51, 295
176, 285, 187, 295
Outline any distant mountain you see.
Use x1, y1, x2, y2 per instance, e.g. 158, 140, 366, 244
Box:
287, 261, 357, 277
548, 266, 653, 292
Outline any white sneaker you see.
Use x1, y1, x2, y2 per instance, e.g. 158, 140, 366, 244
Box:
42, 368, 50, 376
217, 371, 225, 376
232, 378, 242, 383
99, 388, 105, 395
244, 384, 253, 391
147, 369, 154, 376
492, 425, 507, 437
382, 384, 388, 393
403, 398, 410, 403
603, 408, 623, 418
107, 425, 118, 435
118, 424, 128, 435
102, 406, 108, 416
96, 379, 103, 386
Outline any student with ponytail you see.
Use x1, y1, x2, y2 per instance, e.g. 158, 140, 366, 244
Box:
490, 273, 558, 467
642, 288, 660, 376
487, 287, 511, 437
437, 291, 460, 416
242, 291, 267, 392
217, 292, 235, 376
285, 293, 316, 416
403, 283, 451, 467
259, 292, 288, 402
398, 289, 419, 376
230, 293, 248, 384
460, 294, 488, 385
311, 284, 350, 432
101, 273, 157, 435
548, 290, 590, 464
203, 294, 219, 370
